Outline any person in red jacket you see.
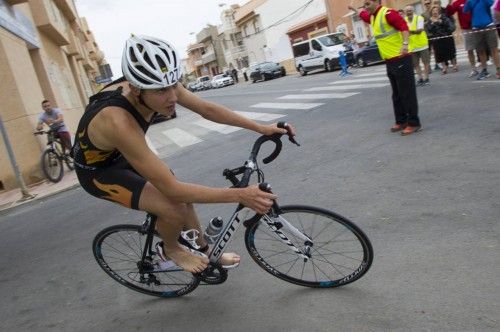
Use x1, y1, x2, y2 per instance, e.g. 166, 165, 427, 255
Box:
349, 0, 421, 136
446, 0, 478, 77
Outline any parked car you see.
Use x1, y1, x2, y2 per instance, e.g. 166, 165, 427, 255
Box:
211, 74, 234, 88
354, 39, 384, 67
187, 82, 198, 92
292, 32, 351, 76
249, 62, 285, 83
196, 75, 212, 90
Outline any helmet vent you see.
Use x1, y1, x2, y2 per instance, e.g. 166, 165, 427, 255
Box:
143, 52, 154, 68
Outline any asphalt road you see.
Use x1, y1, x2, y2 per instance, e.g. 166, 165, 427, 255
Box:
1, 56, 499, 331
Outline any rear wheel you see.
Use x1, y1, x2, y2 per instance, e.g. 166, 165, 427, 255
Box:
357, 56, 367, 67
325, 59, 334, 72
93, 224, 200, 298
245, 205, 373, 288
41, 149, 63, 183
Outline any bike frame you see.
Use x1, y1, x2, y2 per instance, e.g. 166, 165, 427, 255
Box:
138, 125, 312, 270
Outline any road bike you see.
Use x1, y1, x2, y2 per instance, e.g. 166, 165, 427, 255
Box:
34, 126, 74, 183
92, 123, 373, 298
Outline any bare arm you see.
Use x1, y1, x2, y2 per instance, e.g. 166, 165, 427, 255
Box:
176, 84, 292, 136
97, 107, 276, 213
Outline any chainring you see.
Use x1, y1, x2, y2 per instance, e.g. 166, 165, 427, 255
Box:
197, 263, 228, 285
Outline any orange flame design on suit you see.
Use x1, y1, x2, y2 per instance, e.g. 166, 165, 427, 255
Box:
93, 179, 133, 208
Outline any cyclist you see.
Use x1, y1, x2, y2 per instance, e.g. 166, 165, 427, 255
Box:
73, 35, 295, 273
36, 99, 72, 154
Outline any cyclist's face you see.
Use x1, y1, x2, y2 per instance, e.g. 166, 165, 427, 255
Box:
42, 102, 52, 113
142, 83, 178, 114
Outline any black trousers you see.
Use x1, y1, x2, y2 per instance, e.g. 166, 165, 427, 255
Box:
386, 55, 420, 127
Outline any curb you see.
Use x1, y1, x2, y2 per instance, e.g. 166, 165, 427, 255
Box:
0, 182, 81, 214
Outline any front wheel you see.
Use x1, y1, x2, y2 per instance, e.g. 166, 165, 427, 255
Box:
325, 59, 334, 72
41, 149, 63, 182
245, 205, 373, 288
92, 224, 200, 298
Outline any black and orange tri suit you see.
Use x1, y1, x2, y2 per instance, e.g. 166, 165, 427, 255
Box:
72, 83, 152, 209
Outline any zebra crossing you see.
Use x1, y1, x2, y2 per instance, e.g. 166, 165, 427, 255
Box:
145, 49, 477, 157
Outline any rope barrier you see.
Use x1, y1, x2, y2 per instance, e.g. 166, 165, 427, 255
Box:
427, 25, 499, 41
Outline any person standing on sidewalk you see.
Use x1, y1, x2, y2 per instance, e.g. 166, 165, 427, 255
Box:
349, 0, 422, 136
405, 5, 431, 86
36, 99, 72, 153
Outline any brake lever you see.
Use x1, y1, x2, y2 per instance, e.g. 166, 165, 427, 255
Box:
277, 121, 300, 146
288, 134, 300, 146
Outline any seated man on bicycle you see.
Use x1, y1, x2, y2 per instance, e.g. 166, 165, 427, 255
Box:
72, 35, 295, 273
37, 99, 72, 154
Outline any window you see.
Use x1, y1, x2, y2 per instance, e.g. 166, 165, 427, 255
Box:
318, 33, 346, 47
311, 40, 322, 51
292, 42, 310, 57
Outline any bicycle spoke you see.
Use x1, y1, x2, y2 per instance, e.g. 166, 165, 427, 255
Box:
93, 225, 199, 297
246, 205, 372, 287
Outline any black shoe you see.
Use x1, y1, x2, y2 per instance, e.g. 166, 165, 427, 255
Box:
423, 78, 430, 85
416, 79, 424, 87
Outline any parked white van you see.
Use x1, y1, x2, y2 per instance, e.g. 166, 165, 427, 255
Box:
292, 32, 349, 76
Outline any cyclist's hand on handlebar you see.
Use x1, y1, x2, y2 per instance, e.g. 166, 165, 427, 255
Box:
260, 122, 296, 137
239, 184, 277, 215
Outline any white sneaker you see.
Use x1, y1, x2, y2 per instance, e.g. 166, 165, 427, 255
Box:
468, 70, 479, 78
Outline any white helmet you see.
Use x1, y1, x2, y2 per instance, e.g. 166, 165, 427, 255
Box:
122, 35, 182, 89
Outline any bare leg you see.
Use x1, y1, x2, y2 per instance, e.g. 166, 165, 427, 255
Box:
415, 63, 422, 81
467, 50, 476, 69
139, 183, 239, 272
139, 183, 208, 273
478, 49, 488, 71
441, 62, 448, 74
183, 203, 241, 266
489, 46, 500, 77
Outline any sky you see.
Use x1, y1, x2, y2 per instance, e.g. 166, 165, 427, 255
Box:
74, 0, 247, 79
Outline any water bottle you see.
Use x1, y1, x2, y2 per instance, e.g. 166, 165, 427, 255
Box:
203, 217, 223, 244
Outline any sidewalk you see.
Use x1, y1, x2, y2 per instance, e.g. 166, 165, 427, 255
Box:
0, 170, 79, 212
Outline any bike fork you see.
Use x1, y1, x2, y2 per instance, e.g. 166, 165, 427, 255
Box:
260, 214, 313, 262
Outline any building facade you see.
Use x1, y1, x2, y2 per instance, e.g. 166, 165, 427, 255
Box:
0, 0, 108, 191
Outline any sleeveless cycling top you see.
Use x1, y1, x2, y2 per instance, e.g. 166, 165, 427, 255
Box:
72, 86, 152, 170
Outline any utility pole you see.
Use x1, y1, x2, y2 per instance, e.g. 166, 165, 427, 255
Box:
0, 114, 34, 201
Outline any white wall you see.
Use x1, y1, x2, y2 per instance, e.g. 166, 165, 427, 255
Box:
255, 0, 326, 63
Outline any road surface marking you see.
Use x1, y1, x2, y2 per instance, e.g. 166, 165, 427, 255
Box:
251, 102, 323, 110
162, 128, 203, 147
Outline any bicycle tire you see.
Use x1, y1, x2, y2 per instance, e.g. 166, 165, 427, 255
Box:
41, 149, 63, 183
64, 155, 74, 170
245, 205, 373, 288
92, 224, 200, 298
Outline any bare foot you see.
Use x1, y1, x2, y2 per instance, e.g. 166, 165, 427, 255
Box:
218, 252, 241, 267
165, 245, 209, 273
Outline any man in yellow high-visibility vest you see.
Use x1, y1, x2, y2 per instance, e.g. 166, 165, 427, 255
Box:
350, 0, 422, 135
405, 5, 430, 86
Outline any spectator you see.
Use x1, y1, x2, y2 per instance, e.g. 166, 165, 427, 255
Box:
425, 6, 457, 74
405, 5, 431, 85
446, 0, 479, 77
242, 66, 249, 81
349, 0, 422, 136
231, 67, 239, 83
36, 99, 72, 154
423, 0, 442, 71
464, 0, 500, 79
463, 0, 500, 80
495, 0, 500, 37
